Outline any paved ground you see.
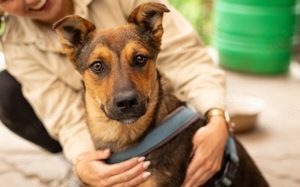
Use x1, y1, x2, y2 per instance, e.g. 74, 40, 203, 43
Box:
227, 62, 300, 187
1, 57, 300, 186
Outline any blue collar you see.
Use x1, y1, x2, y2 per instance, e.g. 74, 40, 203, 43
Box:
106, 106, 204, 164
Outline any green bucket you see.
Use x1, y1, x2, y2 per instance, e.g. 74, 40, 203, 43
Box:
214, 0, 297, 74
293, 0, 300, 47
221, 0, 296, 6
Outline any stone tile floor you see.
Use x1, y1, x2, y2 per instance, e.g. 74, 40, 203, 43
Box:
227, 63, 300, 187
1, 60, 300, 187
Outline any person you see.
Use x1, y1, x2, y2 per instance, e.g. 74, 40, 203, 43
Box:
0, 0, 228, 186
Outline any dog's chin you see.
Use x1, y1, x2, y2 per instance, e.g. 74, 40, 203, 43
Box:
113, 112, 145, 125
119, 117, 139, 125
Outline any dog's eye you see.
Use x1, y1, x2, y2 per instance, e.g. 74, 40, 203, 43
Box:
90, 61, 105, 73
134, 55, 148, 67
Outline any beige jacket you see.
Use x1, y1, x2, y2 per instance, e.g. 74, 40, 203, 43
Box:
1, 0, 225, 163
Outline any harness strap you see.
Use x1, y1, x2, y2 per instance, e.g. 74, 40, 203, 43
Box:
106, 106, 205, 164
210, 135, 239, 187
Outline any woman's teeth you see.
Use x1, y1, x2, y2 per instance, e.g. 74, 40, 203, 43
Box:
30, 0, 47, 10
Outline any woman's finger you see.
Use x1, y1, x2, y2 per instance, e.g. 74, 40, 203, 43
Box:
116, 171, 151, 187
185, 156, 221, 187
105, 161, 151, 185
184, 148, 205, 182
104, 157, 146, 177
184, 164, 210, 187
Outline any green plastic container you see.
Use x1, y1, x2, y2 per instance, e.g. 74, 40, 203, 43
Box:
214, 0, 297, 74
293, 0, 300, 46
221, 0, 295, 6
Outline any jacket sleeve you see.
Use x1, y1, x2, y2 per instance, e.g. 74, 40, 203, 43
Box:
158, 1, 226, 114
125, 0, 226, 114
4, 43, 95, 163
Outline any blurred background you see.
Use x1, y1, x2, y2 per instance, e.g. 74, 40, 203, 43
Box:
171, 1, 300, 187
170, 0, 214, 45
1, 0, 300, 186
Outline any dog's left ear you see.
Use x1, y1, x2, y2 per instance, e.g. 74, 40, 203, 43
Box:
53, 15, 96, 63
128, 2, 170, 43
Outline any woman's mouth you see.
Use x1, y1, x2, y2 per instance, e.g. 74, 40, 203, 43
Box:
29, 0, 49, 11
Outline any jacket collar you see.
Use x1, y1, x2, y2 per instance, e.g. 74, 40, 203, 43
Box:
2, 0, 94, 53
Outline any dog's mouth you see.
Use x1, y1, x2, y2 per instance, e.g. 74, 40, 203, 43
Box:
101, 103, 147, 125
118, 117, 139, 125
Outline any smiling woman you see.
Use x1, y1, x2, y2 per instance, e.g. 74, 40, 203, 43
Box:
29, 0, 49, 10
0, 0, 73, 24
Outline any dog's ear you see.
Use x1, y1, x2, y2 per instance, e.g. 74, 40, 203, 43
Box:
128, 2, 169, 43
53, 15, 95, 62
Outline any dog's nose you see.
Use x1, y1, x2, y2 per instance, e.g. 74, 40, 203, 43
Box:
115, 91, 139, 112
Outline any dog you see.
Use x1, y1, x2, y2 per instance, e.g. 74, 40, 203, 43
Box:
54, 2, 269, 187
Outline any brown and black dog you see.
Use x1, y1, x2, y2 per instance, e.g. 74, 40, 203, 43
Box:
54, 2, 269, 187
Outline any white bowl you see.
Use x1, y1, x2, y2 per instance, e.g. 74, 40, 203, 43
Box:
226, 94, 265, 133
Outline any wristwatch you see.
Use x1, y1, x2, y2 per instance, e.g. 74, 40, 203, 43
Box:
205, 108, 238, 187
205, 108, 234, 132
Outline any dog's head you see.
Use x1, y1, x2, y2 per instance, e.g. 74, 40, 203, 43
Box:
54, 3, 169, 124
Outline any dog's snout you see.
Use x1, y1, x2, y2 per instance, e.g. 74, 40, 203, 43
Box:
115, 91, 139, 112
107, 89, 147, 124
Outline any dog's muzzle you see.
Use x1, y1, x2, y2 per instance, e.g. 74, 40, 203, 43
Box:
106, 90, 146, 124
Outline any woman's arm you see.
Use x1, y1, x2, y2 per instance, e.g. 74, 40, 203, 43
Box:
3, 43, 95, 163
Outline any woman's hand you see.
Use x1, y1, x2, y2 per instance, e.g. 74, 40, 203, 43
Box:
74, 149, 151, 187
183, 116, 228, 187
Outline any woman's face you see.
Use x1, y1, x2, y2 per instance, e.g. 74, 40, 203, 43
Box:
0, 0, 73, 24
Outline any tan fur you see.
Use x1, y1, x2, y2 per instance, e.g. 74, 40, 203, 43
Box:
138, 177, 158, 187
128, 2, 169, 43
85, 78, 159, 151
83, 45, 115, 106
81, 37, 159, 150
53, 15, 96, 62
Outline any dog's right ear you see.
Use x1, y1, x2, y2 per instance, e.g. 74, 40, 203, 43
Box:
53, 15, 95, 62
